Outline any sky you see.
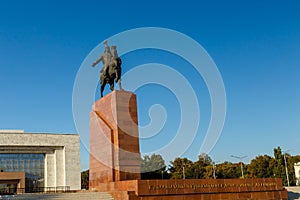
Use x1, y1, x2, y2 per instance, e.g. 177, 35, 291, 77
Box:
0, 0, 299, 171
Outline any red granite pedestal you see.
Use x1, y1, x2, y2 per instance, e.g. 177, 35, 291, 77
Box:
89, 90, 288, 200
90, 90, 141, 188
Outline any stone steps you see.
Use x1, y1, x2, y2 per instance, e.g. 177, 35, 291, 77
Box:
0, 192, 114, 200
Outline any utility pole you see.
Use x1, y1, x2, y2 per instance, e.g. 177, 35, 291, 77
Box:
212, 161, 220, 179
231, 155, 247, 178
283, 150, 290, 187
213, 162, 216, 179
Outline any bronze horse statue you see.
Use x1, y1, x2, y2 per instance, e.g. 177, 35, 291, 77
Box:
100, 57, 122, 97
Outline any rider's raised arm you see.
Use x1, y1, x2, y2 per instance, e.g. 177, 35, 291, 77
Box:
92, 55, 103, 67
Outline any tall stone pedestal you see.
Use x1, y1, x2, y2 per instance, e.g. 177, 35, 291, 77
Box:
89, 91, 141, 189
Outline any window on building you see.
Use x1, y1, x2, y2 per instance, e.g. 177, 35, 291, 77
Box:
0, 154, 44, 192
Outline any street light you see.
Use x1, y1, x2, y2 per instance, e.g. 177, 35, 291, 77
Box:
231, 155, 247, 178
283, 150, 291, 187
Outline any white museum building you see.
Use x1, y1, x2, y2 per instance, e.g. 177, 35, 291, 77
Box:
294, 162, 300, 186
0, 130, 80, 193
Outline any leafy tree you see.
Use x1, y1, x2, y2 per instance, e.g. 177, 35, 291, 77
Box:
198, 153, 213, 165
204, 165, 214, 179
141, 154, 167, 179
189, 161, 206, 179
247, 155, 273, 178
141, 146, 300, 184
216, 162, 240, 179
272, 147, 287, 185
169, 157, 193, 179
190, 153, 213, 179
81, 170, 89, 190
274, 147, 283, 161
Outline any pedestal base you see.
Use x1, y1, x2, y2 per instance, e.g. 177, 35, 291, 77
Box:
94, 178, 288, 200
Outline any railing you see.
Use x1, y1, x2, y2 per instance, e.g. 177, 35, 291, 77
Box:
9, 186, 70, 194
43, 186, 71, 193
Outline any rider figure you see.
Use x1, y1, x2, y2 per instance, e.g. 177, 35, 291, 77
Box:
92, 41, 112, 77
92, 41, 122, 97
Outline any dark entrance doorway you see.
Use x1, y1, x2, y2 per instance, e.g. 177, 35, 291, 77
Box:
0, 182, 17, 195
0, 172, 25, 194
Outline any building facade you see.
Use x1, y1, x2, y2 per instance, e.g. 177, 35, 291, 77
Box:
0, 130, 80, 193
294, 162, 300, 186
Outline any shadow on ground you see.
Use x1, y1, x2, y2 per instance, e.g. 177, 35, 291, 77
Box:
289, 191, 300, 200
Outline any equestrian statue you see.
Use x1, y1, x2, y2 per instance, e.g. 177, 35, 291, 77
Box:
92, 40, 123, 97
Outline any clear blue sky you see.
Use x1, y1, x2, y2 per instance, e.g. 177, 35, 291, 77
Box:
1, 1, 299, 171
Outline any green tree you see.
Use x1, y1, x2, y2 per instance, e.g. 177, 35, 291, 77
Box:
81, 170, 89, 190
141, 154, 167, 179
247, 155, 273, 178
216, 162, 240, 179
272, 146, 287, 185
190, 153, 213, 179
169, 157, 193, 179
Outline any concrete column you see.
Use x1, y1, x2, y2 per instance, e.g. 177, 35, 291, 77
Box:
55, 149, 65, 187
45, 153, 56, 188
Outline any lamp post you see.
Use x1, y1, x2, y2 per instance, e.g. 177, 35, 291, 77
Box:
183, 165, 185, 179
231, 155, 247, 178
283, 150, 290, 187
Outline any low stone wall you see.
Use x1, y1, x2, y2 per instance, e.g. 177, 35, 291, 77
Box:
93, 178, 288, 200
